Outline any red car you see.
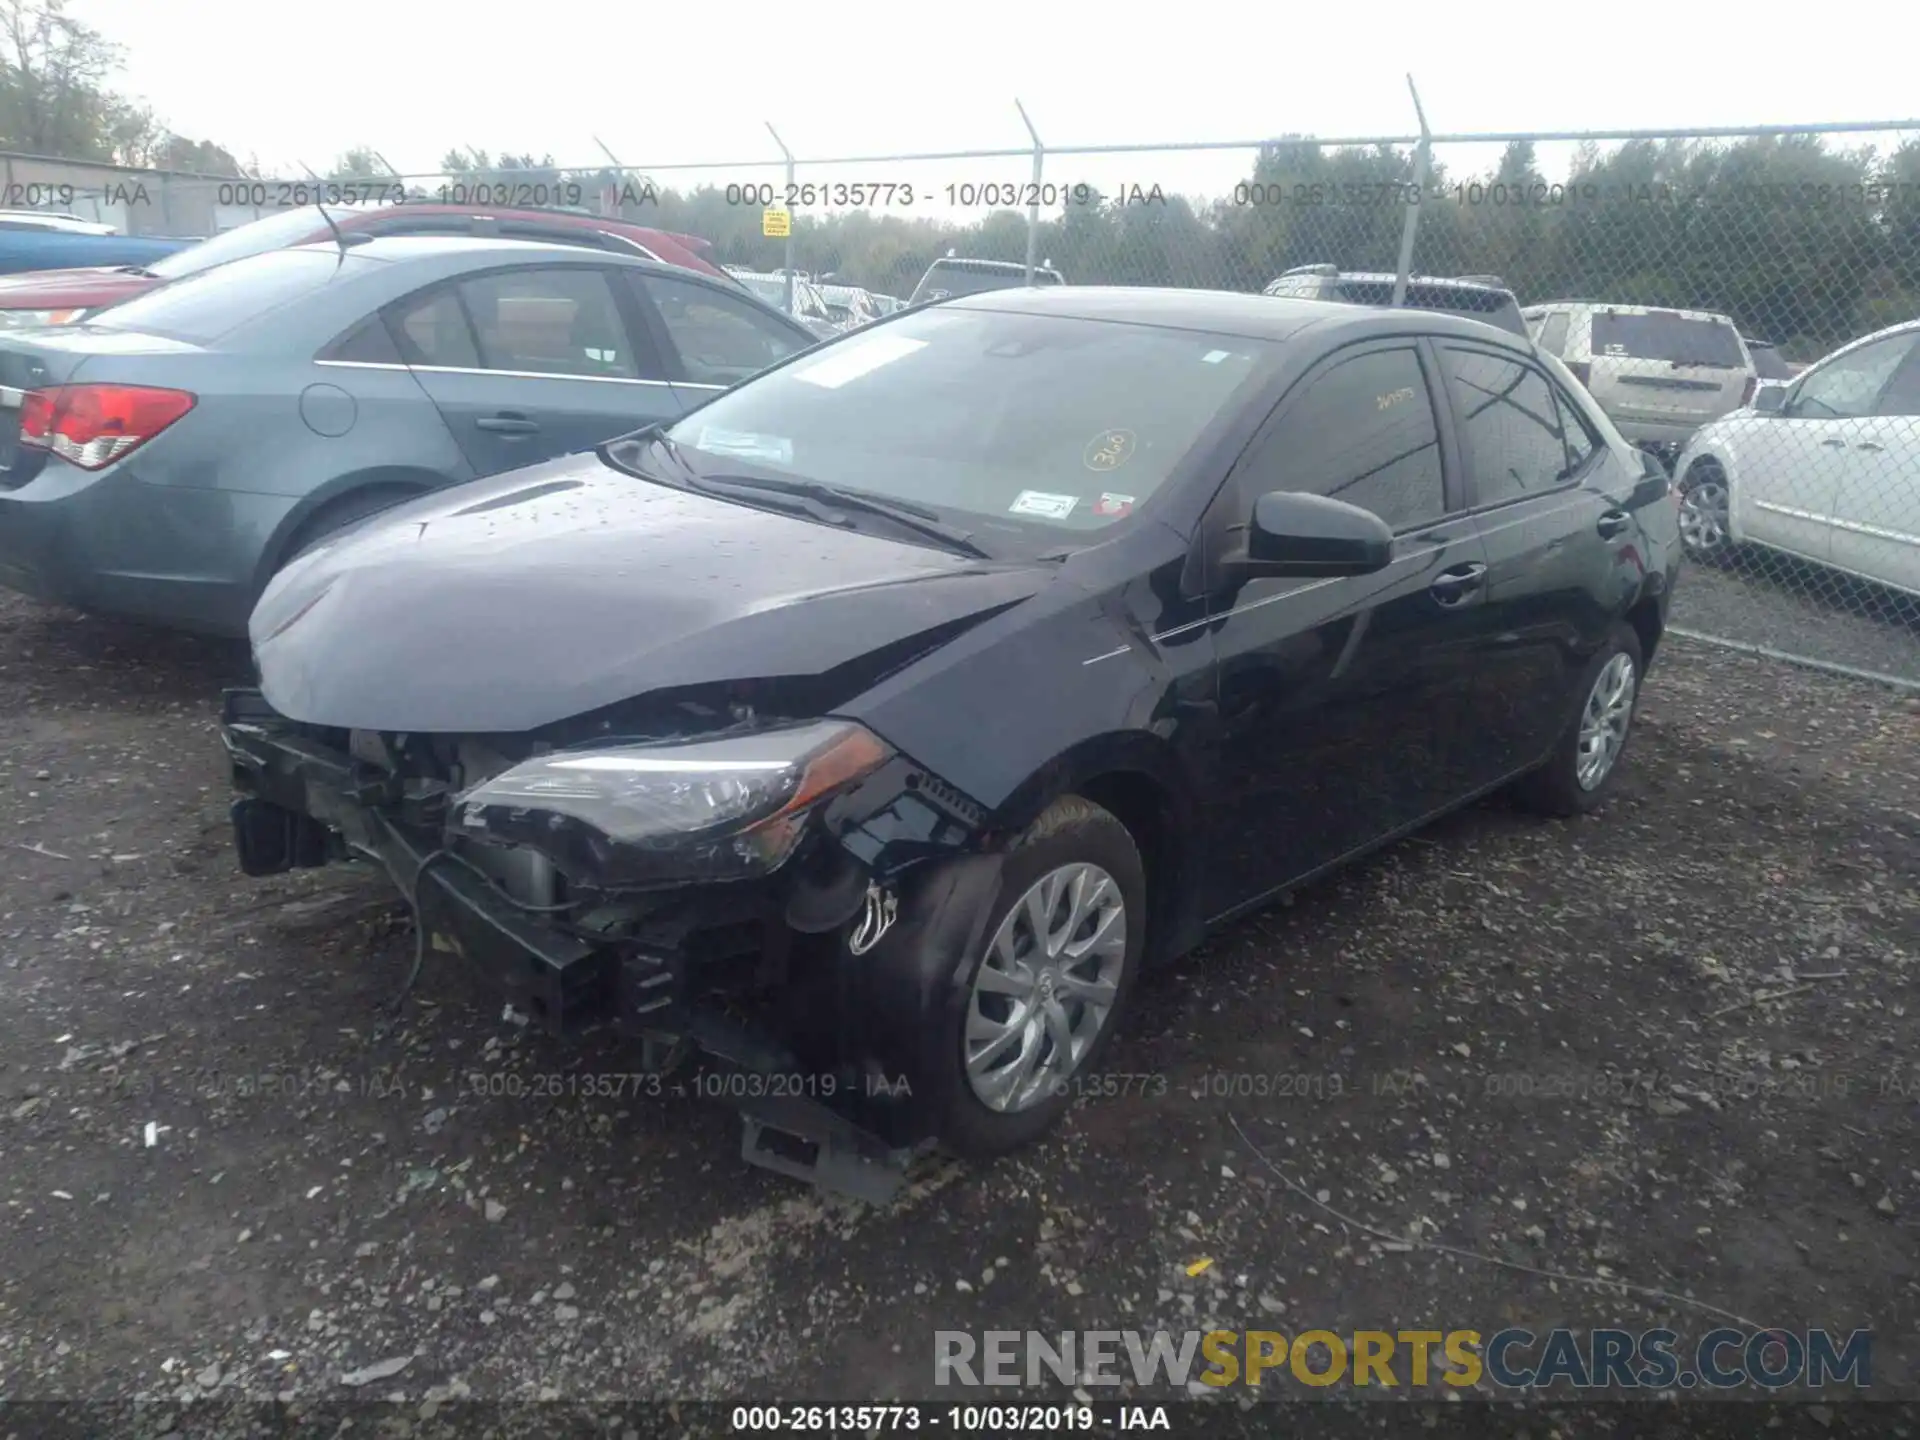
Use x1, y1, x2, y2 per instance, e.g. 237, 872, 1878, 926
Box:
0, 204, 729, 325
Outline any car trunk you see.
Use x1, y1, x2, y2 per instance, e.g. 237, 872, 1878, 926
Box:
1585, 311, 1752, 428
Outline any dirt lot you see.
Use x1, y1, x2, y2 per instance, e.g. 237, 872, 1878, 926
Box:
0, 588, 1916, 1431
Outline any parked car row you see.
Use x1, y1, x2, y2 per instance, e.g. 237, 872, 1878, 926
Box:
0, 201, 739, 327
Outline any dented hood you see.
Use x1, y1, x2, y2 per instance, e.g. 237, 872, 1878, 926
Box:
251, 454, 1050, 734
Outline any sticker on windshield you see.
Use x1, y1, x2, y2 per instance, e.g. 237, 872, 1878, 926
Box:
1083, 429, 1136, 472
697, 426, 793, 464
792, 333, 928, 390
1093, 492, 1135, 518
1010, 490, 1079, 520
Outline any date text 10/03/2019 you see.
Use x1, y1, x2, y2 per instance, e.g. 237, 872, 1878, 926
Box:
728, 1404, 1167, 1431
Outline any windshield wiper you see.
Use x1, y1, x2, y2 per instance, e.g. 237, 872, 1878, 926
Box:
688, 471, 992, 559
612, 431, 989, 560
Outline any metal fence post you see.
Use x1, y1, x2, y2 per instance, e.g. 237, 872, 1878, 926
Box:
1390, 75, 1431, 309
1016, 99, 1044, 285
767, 123, 795, 311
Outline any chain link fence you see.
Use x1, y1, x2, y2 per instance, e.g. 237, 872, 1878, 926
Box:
7, 123, 1917, 682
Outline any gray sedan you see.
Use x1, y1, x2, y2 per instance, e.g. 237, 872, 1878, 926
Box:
0, 235, 817, 635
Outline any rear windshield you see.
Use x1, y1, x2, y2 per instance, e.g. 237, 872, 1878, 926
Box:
86, 246, 369, 342
1590, 311, 1746, 368
146, 206, 333, 280
912, 263, 1062, 302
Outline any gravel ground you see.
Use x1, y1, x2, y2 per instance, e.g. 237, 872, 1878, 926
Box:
1671, 557, 1920, 683
0, 588, 1916, 1434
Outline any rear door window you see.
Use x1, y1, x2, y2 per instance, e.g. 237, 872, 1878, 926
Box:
1589, 311, 1746, 368
456, 267, 645, 379
1440, 347, 1580, 506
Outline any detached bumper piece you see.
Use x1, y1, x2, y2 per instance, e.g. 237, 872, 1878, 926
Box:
218, 687, 930, 1203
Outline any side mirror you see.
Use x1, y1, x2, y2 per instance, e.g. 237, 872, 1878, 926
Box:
1244, 491, 1394, 577
1751, 383, 1786, 414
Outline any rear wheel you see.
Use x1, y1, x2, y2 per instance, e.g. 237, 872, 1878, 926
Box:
928, 795, 1146, 1158
1513, 623, 1644, 818
1677, 459, 1734, 563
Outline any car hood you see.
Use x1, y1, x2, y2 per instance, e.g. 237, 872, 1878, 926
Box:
0, 266, 156, 308
252, 453, 1053, 734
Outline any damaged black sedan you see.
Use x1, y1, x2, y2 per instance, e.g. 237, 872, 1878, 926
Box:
221, 287, 1680, 1196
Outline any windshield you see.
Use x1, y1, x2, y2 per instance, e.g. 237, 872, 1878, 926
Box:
146, 206, 335, 280
1590, 311, 1747, 368
662, 306, 1272, 540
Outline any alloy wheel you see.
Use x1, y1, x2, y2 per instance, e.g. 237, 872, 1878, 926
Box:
1576, 652, 1638, 791
1678, 475, 1731, 555
964, 862, 1127, 1114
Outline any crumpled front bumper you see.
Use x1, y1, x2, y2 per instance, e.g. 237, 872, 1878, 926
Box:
220, 688, 612, 1030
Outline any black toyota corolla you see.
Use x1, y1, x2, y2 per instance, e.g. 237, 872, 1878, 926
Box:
222, 287, 1679, 1194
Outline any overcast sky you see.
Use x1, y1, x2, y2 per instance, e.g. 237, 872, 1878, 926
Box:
68, 0, 1920, 206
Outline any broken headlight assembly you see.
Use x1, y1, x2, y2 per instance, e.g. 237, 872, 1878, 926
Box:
450, 720, 893, 889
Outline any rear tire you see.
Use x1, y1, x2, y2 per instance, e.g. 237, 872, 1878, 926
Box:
1513, 623, 1645, 818
928, 795, 1147, 1159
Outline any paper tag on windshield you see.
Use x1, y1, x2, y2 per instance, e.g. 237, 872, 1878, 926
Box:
1010, 490, 1078, 520
792, 334, 927, 389
697, 427, 792, 464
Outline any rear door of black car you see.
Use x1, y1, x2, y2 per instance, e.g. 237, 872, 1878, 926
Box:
1430, 340, 1629, 783
1193, 337, 1494, 919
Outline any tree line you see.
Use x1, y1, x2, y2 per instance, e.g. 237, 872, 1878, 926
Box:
5, 0, 1916, 358
417, 134, 1920, 361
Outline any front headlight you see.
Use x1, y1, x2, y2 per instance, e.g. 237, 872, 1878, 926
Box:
452, 719, 893, 888
0, 308, 85, 329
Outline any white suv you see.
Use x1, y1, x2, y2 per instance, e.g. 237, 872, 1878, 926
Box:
1522, 302, 1758, 460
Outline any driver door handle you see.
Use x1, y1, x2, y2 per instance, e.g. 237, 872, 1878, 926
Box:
1429, 562, 1487, 606
1819, 437, 1847, 448
1857, 440, 1885, 452
1596, 509, 1632, 539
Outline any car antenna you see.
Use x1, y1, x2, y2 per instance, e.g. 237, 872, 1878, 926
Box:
314, 199, 350, 254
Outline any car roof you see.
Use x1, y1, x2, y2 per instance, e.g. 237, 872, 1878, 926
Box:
288, 234, 699, 271
945, 285, 1534, 345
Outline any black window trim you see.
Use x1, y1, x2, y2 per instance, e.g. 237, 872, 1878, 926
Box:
1436, 339, 1596, 516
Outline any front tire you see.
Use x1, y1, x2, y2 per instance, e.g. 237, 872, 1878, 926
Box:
1677, 459, 1734, 564
930, 795, 1146, 1159
1513, 623, 1645, 818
